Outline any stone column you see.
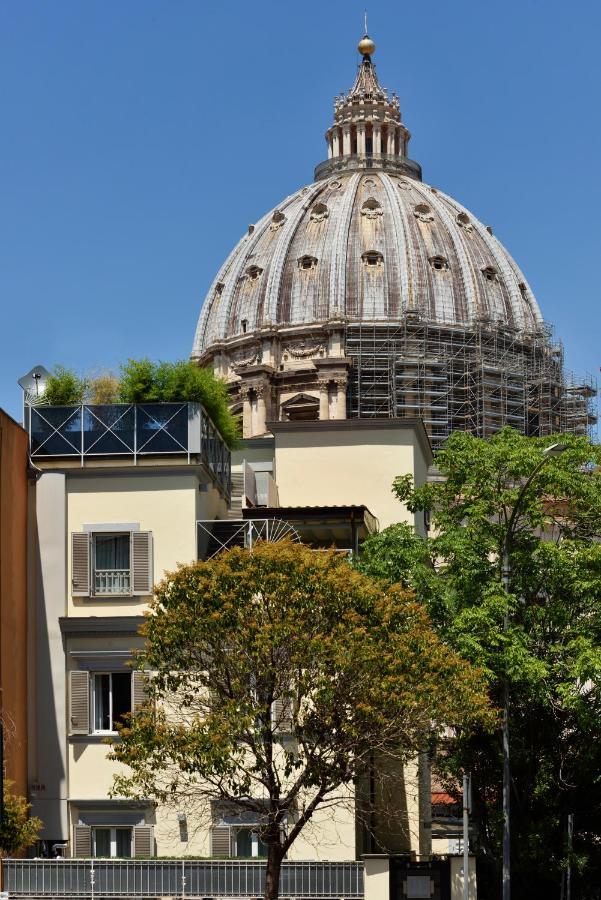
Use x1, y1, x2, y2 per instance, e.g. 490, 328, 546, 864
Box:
335, 378, 347, 420
318, 380, 330, 421
327, 135, 333, 159
373, 122, 382, 155
386, 126, 395, 155
332, 127, 341, 157
356, 123, 366, 156
239, 384, 252, 438
342, 124, 351, 156
254, 383, 268, 435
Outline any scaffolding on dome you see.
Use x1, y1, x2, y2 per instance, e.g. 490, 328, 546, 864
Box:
345, 321, 597, 449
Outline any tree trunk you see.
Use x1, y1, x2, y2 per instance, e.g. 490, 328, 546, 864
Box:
264, 844, 285, 900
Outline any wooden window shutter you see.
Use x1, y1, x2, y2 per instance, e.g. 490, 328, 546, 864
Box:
132, 532, 153, 596
69, 670, 90, 735
73, 824, 92, 857
272, 694, 293, 734
211, 825, 231, 857
131, 670, 149, 714
72, 533, 91, 597
132, 825, 154, 858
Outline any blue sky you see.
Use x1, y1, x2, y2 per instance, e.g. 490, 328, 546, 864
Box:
1, 0, 599, 422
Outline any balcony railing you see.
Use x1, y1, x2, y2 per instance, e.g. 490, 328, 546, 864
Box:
4, 858, 364, 898
94, 569, 131, 595
198, 518, 301, 561
25, 402, 230, 498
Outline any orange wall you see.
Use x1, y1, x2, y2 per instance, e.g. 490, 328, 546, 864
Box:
0, 409, 28, 797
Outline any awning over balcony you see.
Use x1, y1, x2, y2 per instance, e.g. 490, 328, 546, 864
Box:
244, 505, 378, 554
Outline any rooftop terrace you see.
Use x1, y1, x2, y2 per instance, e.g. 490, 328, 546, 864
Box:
25, 401, 231, 497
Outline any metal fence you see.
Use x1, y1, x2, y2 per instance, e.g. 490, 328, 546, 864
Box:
4, 858, 364, 898
25, 402, 231, 498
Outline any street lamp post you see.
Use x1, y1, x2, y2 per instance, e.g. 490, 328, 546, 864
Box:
501, 443, 567, 900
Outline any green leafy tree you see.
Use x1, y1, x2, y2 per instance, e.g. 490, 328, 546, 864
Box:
112, 541, 490, 900
0, 782, 43, 857
358, 428, 601, 899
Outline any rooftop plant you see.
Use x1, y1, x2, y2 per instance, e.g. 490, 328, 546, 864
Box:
43, 366, 87, 406
38, 359, 240, 448
119, 359, 240, 448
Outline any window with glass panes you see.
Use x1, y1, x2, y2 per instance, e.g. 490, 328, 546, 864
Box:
92, 672, 131, 733
92, 827, 132, 858
234, 827, 268, 857
93, 533, 130, 595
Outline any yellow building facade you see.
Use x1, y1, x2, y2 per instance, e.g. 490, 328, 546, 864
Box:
27, 397, 431, 861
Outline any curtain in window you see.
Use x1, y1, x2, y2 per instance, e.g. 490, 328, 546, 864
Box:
95, 535, 130, 569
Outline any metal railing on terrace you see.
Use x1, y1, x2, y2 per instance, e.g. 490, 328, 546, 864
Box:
4, 858, 364, 898
25, 402, 231, 497
197, 518, 301, 561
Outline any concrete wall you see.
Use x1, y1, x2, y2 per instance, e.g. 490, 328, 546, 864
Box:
32, 464, 228, 848
450, 856, 477, 900
66, 471, 218, 616
29, 472, 68, 840
271, 421, 431, 529
32, 427, 430, 860
0, 410, 29, 798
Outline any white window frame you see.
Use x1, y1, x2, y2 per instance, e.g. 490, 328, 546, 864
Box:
233, 827, 267, 858
91, 671, 132, 735
92, 531, 132, 597
92, 826, 132, 858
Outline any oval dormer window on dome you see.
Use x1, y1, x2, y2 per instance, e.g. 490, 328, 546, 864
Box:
429, 256, 449, 271
309, 202, 329, 223
482, 266, 499, 283
414, 204, 434, 223
270, 211, 286, 231
361, 198, 383, 219
245, 265, 263, 280
456, 212, 473, 232
298, 255, 318, 271
362, 251, 384, 267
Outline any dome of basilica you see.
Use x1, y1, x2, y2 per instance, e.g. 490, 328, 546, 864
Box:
192, 34, 595, 447
192, 170, 541, 354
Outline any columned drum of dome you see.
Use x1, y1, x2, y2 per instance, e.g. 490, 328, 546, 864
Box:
192, 34, 596, 446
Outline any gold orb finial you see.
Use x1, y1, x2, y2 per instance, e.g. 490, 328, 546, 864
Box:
358, 34, 376, 57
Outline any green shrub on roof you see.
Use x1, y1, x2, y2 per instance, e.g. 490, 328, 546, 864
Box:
40, 359, 240, 448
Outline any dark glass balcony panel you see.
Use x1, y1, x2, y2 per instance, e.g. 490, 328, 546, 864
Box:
29, 406, 82, 456
136, 404, 188, 454
83, 405, 136, 454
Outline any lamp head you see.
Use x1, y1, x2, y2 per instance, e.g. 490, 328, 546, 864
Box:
543, 443, 568, 457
